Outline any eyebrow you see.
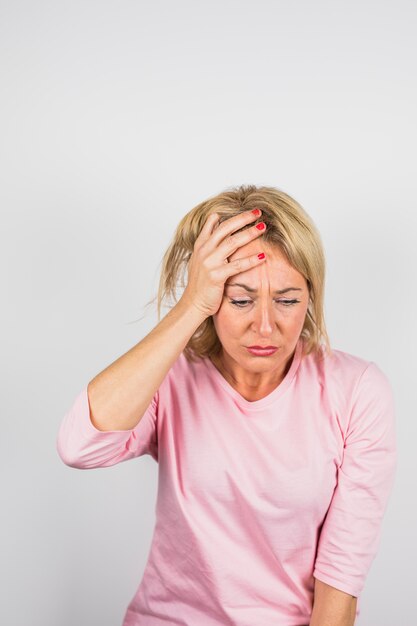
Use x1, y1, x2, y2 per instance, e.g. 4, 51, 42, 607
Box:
225, 282, 303, 294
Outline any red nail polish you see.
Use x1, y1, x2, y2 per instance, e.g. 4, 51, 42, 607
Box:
258, 253, 265, 260
256, 222, 265, 230
252, 208, 261, 216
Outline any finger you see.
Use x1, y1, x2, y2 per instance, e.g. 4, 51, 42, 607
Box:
221, 250, 266, 279
195, 212, 220, 247
208, 209, 261, 250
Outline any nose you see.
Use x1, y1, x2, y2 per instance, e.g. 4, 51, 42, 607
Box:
252, 297, 275, 336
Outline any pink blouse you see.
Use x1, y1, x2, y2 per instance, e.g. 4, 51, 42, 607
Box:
56, 337, 397, 625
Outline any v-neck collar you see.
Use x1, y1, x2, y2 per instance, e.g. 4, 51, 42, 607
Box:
203, 337, 304, 411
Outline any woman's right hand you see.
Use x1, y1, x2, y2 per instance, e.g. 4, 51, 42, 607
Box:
181, 209, 267, 319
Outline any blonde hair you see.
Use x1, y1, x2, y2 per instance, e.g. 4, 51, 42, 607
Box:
142, 184, 331, 363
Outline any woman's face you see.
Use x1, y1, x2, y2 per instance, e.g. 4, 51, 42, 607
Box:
212, 239, 310, 380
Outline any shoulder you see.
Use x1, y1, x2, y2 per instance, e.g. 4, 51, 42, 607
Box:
298, 346, 396, 462
306, 345, 395, 435
299, 343, 395, 420
301, 343, 390, 390
326, 347, 392, 397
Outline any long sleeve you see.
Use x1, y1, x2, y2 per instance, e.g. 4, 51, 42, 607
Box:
313, 361, 398, 597
56, 386, 158, 469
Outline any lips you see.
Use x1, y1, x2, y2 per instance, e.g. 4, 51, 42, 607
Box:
246, 346, 278, 356
247, 345, 277, 349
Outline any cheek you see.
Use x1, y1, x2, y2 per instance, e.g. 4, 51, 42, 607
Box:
212, 310, 238, 336
278, 305, 309, 328
295, 304, 309, 326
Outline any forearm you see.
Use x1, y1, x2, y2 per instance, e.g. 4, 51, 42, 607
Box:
310, 578, 357, 626
87, 298, 206, 431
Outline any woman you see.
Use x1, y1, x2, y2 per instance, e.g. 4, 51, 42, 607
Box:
56, 184, 397, 626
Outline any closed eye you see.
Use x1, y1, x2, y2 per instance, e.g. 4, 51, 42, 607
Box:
229, 299, 300, 308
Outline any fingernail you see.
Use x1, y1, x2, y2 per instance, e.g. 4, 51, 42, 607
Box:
256, 222, 266, 230
252, 208, 261, 216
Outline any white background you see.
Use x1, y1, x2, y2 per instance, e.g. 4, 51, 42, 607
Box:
1, 1, 415, 624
